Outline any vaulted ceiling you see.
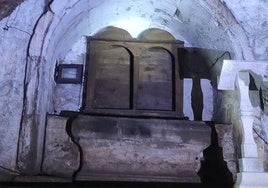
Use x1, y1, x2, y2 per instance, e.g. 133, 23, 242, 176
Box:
1, 0, 268, 60
41, 0, 237, 59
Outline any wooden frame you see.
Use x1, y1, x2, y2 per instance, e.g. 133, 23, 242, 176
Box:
56, 64, 83, 84
82, 38, 184, 118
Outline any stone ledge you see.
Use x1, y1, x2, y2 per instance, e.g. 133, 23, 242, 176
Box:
12, 175, 72, 182
72, 115, 211, 183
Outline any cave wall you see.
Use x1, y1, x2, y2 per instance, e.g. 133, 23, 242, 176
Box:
0, 0, 46, 179
0, 0, 267, 182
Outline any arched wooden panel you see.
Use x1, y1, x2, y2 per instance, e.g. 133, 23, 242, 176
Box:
93, 46, 132, 109
137, 47, 174, 111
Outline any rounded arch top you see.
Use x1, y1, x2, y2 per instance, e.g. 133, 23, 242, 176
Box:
138, 28, 176, 41
93, 26, 134, 40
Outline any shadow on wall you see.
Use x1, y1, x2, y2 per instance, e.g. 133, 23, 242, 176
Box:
198, 122, 234, 188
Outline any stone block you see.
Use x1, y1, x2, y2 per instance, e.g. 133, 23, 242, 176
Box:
72, 115, 211, 183
42, 115, 80, 178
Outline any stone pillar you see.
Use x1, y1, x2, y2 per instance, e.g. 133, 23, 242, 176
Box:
236, 72, 259, 159
218, 60, 268, 188
234, 71, 268, 188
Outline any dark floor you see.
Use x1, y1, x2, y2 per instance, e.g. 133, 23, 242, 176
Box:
0, 182, 201, 188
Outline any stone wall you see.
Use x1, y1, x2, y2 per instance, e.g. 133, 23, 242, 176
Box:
0, 0, 45, 178
53, 37, 86, 113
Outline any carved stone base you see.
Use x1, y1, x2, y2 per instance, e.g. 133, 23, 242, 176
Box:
42, 115, 80, 178
72, 115, 211, 182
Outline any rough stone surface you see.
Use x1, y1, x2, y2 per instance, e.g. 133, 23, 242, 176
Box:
42, 115, 80, 177
72, 115, 211, 183
223, 0, 268, 60
260, 114, 268, 172
254, 115, 268, 172
0, 0, 45, 172
215, 124, 237, 180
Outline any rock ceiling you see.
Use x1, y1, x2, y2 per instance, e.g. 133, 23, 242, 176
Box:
0, 0, 268, 60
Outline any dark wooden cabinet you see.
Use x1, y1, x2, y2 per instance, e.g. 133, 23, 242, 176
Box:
83, 38, 184, 118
